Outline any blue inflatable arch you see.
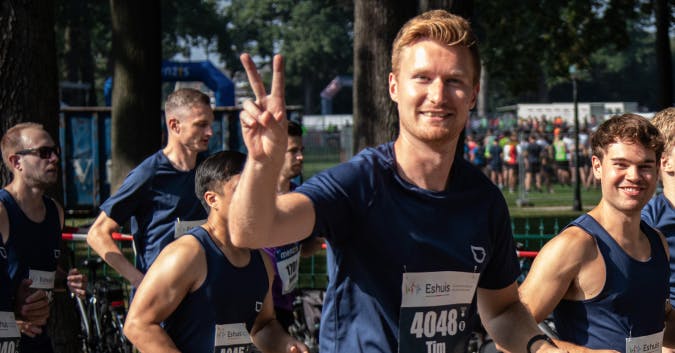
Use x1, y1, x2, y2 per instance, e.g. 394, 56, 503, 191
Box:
104, 60, 235, 106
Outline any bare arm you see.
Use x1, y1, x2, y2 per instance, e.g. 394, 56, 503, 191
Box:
229, 53, 315, 249
86, 211, 143, 287
477, 283, 561, 353
53, 200, 88, 298
251, 251, 308, 353
123, 236, 203, 353
519, 228, 619, 353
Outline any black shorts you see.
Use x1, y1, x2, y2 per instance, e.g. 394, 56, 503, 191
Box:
527, 162, 541, 173
555, 161, 569, 171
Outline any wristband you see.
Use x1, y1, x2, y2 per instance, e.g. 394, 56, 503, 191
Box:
527, 334, 555, 353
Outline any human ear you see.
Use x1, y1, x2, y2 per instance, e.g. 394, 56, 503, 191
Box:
388, 72, 399, 103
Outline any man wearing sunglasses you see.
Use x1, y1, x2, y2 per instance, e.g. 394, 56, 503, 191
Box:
0, 122, 87, 353
87, 88, 213, 294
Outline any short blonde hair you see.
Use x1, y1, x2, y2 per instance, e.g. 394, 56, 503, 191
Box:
391, 9, 480, 84
650, 107, 675, 157
1, 122, 43, 168
164, 88, 210, 120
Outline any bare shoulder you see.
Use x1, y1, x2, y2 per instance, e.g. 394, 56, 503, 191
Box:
154, 235, 205, 270
47, 197, 65, 228
539, 226, 597, 265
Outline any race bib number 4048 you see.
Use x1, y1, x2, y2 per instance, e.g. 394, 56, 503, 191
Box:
399, 271, 479, 353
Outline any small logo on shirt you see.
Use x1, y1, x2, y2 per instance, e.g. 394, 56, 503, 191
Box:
53, 249, 60, 259
470, 246, 486, 264
0, 247, 6, 259
255, 301, 263, 312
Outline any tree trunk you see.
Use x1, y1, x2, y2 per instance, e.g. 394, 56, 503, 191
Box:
0, 1, 60, 194
353, 0, 416, 153
303, 75, 314, 114
109, 0, 161, 192
419, 0, 454, 11
654, 0, 673, 110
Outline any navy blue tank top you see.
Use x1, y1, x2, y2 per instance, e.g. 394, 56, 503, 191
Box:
0, 237, 20, 353
0, 237, 12, 312
0, 190, 61, 283
0, 189, 61, 353
554, 214, 668, 352
164, 227, 268, 353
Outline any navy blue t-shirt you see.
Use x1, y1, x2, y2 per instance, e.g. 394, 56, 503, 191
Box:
296, 142, 520, 353
164, 227, 268, 353
642, 193, 675, 300
554, 214, 668, 353
100, 150, 207, 273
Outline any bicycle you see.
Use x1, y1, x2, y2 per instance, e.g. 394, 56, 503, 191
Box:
74, 256, 132, 353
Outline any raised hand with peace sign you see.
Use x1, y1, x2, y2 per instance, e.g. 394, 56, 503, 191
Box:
239, 53, 288, 165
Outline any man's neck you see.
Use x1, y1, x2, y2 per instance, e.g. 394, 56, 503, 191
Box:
4, 180, 46, 220
277, 177, 292, 194
162, 142, 198, 171
203, 215, 250, 266
661, 177, 675, 204
393, 135, 458, 192
588, 201, 643, 243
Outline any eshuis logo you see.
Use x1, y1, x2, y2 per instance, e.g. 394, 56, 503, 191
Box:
255, 301, 263, 312
54, 249, 61, 259
629, 344, 641, 353
471, 246, 486, 264
404, 281, 422, 295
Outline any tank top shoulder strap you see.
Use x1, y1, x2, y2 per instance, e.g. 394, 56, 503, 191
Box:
0, 189, 17, 215
641, 220, 668, 263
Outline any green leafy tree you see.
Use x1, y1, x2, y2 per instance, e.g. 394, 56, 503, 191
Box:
222, 0, 353, 112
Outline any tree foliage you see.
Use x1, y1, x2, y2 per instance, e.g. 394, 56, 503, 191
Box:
475, 0, 673, 109
223, 0, 353, 112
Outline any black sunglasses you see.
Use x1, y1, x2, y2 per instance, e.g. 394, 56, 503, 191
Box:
15, 146, 60, 159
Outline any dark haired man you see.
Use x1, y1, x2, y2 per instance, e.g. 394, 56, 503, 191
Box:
124, 151, 308, 353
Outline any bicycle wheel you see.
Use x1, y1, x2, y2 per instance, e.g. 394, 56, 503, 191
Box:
99, 309, 131, 353
74, 296, 94, 353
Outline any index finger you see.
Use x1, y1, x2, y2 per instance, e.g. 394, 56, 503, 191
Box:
240, 53, 267, 102
270, 54, 285, 99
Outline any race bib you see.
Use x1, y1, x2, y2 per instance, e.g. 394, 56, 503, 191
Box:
274, 244, 301, 295
214, 323, 252, 353
399, 271, 479, 353
0, 311, 20, 353
174, 219, 206, 239
28, 269, 55, 290
626, 330, 663, 353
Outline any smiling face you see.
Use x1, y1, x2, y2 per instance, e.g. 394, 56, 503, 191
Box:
389, 40, 478, 147
593, 140, 659, 214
